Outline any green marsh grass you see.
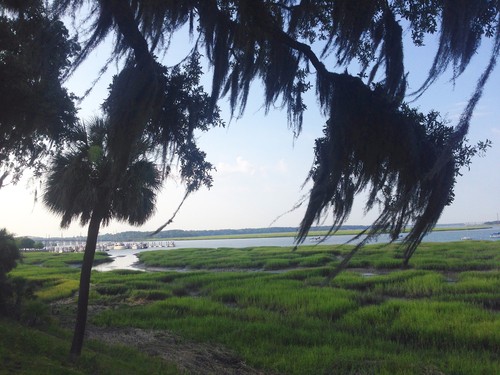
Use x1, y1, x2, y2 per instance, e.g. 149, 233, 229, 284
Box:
10, 252, 110, 302
19, 251, 111, 268
7, 242, 500, 374
138, 241, 500, 272
0, 317, 179, 374
138, 246, 342, 270
407, 241, 500, 271
34, 279, 80, 301
112, 241, 500, 373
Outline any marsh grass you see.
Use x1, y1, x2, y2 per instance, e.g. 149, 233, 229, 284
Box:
138, 245, 343, 270
10, 252, 110, 302
6, 242, 500, 374
138, 241, 500, 272
407, 241, 500, 271
19, 251, 111, 268
35, 279, 80, 301
0, 317, 179, 374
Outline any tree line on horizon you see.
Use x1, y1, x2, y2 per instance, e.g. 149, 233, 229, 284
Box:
31, 222, 497, 242
33, 225, 368, 242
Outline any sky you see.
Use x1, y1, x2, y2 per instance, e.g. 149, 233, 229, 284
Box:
1, 22, 499, 238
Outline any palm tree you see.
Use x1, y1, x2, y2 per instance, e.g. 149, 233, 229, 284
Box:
42, 51, 219, 359
43, 117, 161, 358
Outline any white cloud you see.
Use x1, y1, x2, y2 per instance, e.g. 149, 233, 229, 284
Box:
215, 157, 289, 177
275, 159, 288, 173
216, 156, 256, 175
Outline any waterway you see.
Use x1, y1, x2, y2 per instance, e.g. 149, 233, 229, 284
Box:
93, 226, 500, 272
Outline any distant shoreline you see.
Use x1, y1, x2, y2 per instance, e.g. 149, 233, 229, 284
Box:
146, 225, 492, 242
32, 224, 493, 242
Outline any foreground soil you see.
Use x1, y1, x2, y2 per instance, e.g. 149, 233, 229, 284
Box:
52, 298, 265, 375
86, 325, 264, 375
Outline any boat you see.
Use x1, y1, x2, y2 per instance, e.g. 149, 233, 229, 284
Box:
461, 236, 472, 241
113, 242, 128, 250
490, 232, 500, 238
131, 242, 149, 249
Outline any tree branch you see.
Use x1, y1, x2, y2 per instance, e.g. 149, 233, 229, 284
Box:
106, 0, 154, 67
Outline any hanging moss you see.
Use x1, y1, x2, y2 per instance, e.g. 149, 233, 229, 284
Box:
52, 0, 497, 266
297, 73, 487, 266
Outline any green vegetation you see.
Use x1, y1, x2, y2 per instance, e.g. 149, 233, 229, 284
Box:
11, 252, 111, 302
14, 237, 44, 249
138, 241, 500, 272
3, 242, 500, 374
0, 228, 22, 316
1, 251, 180, 374
0, 318, 179, 374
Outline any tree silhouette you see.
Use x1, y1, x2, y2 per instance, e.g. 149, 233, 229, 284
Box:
0, 0, 78, 187
44, 53, 221, 357
44, 118, 162, 356
0, 228, 21, 315
51, 0, 497, 257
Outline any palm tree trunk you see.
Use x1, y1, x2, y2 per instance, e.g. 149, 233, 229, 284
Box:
69, 209, 103, 359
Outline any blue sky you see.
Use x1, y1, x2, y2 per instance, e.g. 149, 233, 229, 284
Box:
1, 26, 499, 238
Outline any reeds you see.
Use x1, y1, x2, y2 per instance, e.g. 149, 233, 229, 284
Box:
8, 241, 500, 374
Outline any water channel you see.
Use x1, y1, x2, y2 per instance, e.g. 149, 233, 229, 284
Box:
92, 226, 500, 272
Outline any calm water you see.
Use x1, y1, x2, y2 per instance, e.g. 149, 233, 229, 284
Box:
93, 226, 500, 272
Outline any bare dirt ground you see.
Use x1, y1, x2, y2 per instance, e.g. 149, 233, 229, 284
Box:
51, 299, 266, 375
87, 325, 266, 375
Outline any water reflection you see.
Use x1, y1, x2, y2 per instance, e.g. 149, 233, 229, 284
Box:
93, 251, 145, 272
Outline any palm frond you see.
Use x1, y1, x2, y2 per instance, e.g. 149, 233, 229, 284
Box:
111, 159, 162, 225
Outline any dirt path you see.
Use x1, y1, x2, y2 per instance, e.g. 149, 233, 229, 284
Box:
86, 325, 265, 375
51, 299, 266, 374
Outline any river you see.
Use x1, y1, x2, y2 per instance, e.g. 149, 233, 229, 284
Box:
93, 226, 500, 272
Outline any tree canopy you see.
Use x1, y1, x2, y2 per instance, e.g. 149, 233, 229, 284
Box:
43, 117, 163, 228
2, 1, 497, 258
0, 0, 79, 186
48, 0, 497, 255
14, 236, 43, 249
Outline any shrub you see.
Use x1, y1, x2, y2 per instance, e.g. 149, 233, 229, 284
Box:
0, 228, 21, 275
0, 228, 21, 315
